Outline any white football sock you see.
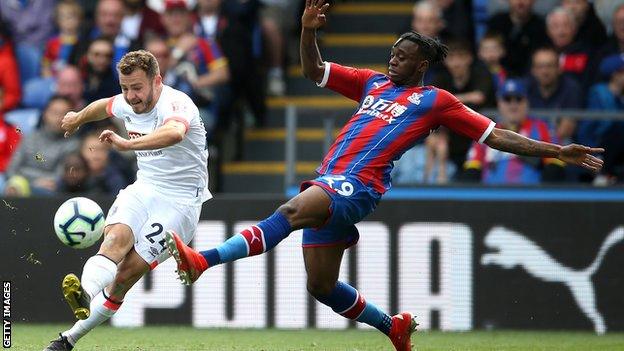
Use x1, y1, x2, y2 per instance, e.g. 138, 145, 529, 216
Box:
62, 290, 122, 345
81, 255, 117, 299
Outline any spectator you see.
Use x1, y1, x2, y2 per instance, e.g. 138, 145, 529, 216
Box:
162, 0, 229, 132
478, 31, 507, 91
196, 0, 268, 129
488, 0, 548, 76
81, 37, 120, 103
546, 7, 593, 87
56, 65, 86, 110
594, 4, 624, 74
4, 96, 80, 195
80, 131, 128, 195
527, 46, 583, 143
433, 39, 495, 178
434, 0, 475, 46
56, 152, 92, 194
42, 0, 83, 78
121, 0, 166, 43
71, 0, 132, 70
561, 0, 607, 49
0, 35, 21, 113
0, 118, 21, 175
577, 54, 624, 184
260, 0, 288, 96
145, 36, 194, 96
463, 79, 564, 184
0, 0, 55, 48
409, 0, 446, 84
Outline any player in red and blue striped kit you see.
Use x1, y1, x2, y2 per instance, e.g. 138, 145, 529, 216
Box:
165, 1, 604, 350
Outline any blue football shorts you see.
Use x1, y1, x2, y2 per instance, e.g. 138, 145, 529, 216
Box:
299, 174, 381, 248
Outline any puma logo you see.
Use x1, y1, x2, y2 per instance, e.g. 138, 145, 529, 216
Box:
481, 226, 624, 334
249, 226, 262, 245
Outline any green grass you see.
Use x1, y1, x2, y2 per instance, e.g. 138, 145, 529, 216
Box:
11, 324, 624, 351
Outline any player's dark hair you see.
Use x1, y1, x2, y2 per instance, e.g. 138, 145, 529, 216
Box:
395, 31, 448, 64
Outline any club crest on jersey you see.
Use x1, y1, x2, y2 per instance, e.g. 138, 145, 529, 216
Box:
407, 92, 423, 105
358, 95, 407, 124
123, 114, 132, 123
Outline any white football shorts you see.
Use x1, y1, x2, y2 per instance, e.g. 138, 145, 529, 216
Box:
105, 182, 202, 268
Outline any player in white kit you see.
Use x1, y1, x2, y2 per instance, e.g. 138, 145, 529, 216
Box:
44, 50, 211, 351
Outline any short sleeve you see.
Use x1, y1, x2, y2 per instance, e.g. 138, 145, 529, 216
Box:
107, 95, 123, 118
434, 89, 495, 144
162, 99, 192, 134
318, 62, 380, 101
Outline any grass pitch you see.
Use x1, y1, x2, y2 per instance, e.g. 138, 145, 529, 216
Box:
11, 324, 624, 350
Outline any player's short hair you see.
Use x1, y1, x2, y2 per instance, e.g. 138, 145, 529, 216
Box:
117, 50, 160, 80
395, 31, 448, 64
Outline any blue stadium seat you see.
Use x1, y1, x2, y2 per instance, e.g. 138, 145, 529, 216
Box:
15, 44, 42, 85
4, 108, 41, 135
21, 77, 56, 109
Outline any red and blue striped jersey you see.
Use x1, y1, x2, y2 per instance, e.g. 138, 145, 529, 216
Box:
465, 117, 556, 184
317, 62, 496, 194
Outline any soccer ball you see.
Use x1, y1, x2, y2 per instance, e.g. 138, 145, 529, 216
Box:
54, 197, 105, 249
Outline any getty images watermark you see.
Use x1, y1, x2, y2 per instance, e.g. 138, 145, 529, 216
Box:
3, 281, 10, 348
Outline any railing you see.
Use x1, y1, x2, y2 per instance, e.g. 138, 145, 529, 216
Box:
284, 106, 624, 190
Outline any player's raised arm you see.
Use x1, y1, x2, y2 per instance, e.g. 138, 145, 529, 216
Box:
99, 119, 187, 152
300, 0, 330, 83
61, 98, 111, 137
484, 128, 604, 172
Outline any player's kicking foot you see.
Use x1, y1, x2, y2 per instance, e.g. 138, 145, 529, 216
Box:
43, 333, 73, 351
164, 230, 208, 285
61, 273, 91, 320
388, 312, 418, 351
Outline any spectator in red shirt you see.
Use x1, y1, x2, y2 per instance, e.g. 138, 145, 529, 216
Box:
0, 36, 21, 113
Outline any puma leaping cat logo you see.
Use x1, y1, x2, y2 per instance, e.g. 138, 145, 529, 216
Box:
481, 226, 624, 334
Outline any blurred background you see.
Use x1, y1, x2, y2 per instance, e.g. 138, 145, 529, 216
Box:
1, 0, 624, 342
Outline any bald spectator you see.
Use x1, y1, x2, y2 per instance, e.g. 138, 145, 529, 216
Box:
488, 0, 548, 76
409, 0, 447, 84
71, 0, 133, 69
56, 65, 85, 111
562, 0, 607, 49
546, 7, 593, 88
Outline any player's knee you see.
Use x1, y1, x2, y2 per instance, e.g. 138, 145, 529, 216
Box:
306, 278, 336, 298
276, 203, 298, 220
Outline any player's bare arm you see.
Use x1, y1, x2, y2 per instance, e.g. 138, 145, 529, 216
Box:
99, 120, 186, 151
61, 98, 110, 137
485, 127, 604, 172
300, 0, 330, 83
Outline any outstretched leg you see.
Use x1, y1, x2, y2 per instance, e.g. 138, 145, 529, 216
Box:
45, 249, 150, 350
166, 185, 331, 283
304, 245, 417, 351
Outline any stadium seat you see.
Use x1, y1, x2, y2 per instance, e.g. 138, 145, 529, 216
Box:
4, 108, 41, 135
21, 77, 56, 109
15, 44, 42, 85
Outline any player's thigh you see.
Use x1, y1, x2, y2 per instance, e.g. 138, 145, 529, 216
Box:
281, 185, 332, 229
108, 248, 150, 300
103, 183, 151, 262
303, 244, 346, 296
136, 199, 202, 269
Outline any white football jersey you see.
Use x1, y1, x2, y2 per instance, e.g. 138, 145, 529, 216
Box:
107, 85, 211, 204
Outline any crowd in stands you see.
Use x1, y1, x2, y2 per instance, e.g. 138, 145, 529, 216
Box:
0, 0, 623, 196
393, 0, 624, 186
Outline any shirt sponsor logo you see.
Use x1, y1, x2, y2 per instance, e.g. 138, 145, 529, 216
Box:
358, 96, 407, 124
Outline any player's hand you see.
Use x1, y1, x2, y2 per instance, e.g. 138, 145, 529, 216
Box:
557, 144, 604, 172
61, 111, 81, 138
302, 0, 329, 29
99, 129, 132, 151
